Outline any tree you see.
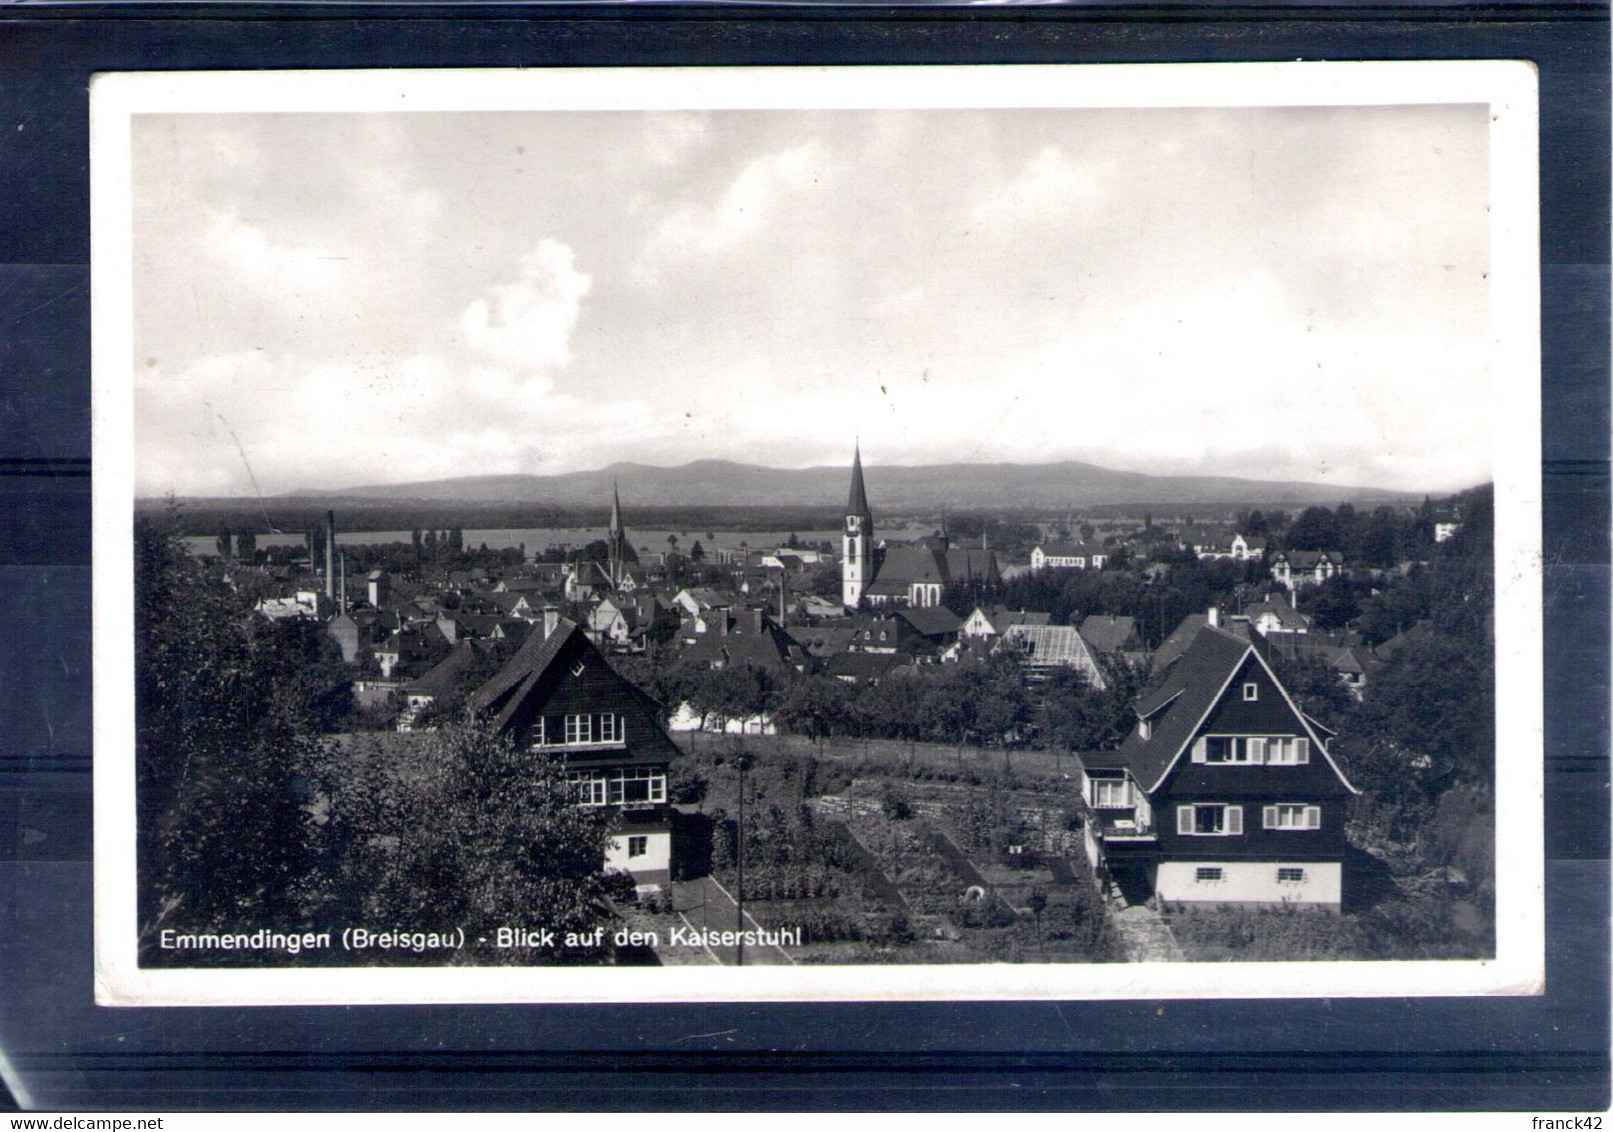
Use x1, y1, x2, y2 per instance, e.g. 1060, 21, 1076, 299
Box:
1341, 631, 1492, 797
309, 719, 621, 963
1298, 575, 1363, 630
774, 675, 853, 744
1035, 654, 1142, 756
1285, 506, 1341, 552
689, 539, 705, 562
135, 509, 327, 952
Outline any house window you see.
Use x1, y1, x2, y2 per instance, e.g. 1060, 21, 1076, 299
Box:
1092, 779, 1130, 808
627, 836, 649, 859
571, 769, 666, 807
571, 659, 586, 677
1178, 803, 1243, 836
1243, 682, 1259, 701
1195, 867, 1224, 883
565, 714, 592, 744
1277, 867, 1306, 884
568, 773, 608, 806
1263, 804, 1322, 830
1202, 737, 1263, 764
1263, 737, 1310, 764
608, 767, 667, 806
598, 713, 620, 743
1138, 719, 1152, 741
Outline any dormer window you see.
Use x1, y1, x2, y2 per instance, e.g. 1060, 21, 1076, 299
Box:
1138, 718, 1152, 740
1243, 682, 1259, 701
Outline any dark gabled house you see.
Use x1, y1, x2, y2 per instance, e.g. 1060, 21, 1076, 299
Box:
680, 608, 810, 675
892, 605, 963, 651
1075, 616, 1358, 910
469, 616, 681, 889
400, 638, 510, 727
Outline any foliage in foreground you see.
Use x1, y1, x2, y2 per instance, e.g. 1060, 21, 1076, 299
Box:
136, 510, 621, 965
304, 723, 624, 964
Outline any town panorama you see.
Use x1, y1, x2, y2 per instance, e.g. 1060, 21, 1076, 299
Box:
133, 449, 1494, 968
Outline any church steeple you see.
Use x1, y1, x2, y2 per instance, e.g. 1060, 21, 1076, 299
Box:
847, 440, 871, 520
607, 479, 627, 588
842, 442, 874, 610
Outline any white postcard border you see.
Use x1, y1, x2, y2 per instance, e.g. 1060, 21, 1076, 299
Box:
91, 61, 1543, 1006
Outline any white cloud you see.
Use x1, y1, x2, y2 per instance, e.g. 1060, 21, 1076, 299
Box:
638, 142, 831, 276
459, 239, 592, 370
202, 210, 344, 295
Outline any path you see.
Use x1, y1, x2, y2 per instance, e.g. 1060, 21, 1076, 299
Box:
668, 876, 796, 966
1111, 903, 1184, 962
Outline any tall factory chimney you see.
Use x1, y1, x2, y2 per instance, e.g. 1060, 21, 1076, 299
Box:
325, 510, 337, 604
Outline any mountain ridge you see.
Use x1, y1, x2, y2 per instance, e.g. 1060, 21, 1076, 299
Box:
249, 458, 1419, 510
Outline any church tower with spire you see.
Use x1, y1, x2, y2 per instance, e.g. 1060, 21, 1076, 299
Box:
607, 479, 627, 589
842, 443, 874, 610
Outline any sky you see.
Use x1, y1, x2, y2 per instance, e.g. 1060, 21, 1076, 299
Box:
130, 101, 1494, 498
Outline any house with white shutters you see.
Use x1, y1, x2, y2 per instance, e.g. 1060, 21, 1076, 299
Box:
1075, 614, 1357, 910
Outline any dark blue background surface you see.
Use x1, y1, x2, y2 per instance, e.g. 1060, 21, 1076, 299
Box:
0, 5, 1606, 1111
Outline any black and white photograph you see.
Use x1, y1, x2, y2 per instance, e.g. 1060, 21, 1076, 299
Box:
90, 63, 1543, 1004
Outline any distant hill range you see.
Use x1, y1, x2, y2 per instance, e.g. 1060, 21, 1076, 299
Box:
269, 459, 1416, 511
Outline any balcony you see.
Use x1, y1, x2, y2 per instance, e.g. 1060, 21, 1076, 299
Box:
1094, 809, 1155, 843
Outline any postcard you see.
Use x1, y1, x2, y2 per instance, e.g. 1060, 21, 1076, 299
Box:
91, 61, 1542, 1004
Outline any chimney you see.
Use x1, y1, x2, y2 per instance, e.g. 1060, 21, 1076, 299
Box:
339, 550, 347, 615
325, 511, 337, 603
543, 605, 560, 640
1207, 606, 1220, 628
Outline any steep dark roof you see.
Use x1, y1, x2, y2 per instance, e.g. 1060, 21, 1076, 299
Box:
895, 605, 963, 638
1080, 614, 1137, 655
847, 443, 871, 517
1150, 613, 1209, 673
468, 617, 580, 732
405, 639, 502, 699
681, 616, 803, 673
1117, 626, 1252, 790
944, 546, 1001, 582
825, 651, 907, 683
873, 545, 947, 588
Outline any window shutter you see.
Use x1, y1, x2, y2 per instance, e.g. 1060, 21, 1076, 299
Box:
1227, 806, 1243, 835
1263, 805, 1278, 829
1295, 738, 1310, 764
1305, 805, 1322, 829
1191, 739, 1206, 764
1249, 737, 1267, 764
1177, 806, 1194, 835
